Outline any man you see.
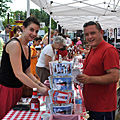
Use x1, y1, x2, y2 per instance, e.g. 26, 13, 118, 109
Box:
76, 21, 119, 120
1, 24, 12, 44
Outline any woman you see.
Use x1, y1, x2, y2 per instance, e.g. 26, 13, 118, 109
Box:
36, 36, 66, 83
0, 17, 49, 119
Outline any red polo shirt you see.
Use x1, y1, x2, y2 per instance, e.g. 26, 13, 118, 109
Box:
83, 40, 119, 112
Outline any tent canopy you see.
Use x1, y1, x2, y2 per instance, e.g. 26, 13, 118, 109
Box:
31, 0, 120, 30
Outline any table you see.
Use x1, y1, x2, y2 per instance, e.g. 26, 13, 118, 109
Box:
2, 96, 49, 120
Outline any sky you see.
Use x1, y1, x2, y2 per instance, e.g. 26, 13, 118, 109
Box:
7, 0, 40, 12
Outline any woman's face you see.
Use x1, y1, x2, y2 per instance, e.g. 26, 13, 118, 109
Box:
54, 42, 64, 50
23, 23, 40, 41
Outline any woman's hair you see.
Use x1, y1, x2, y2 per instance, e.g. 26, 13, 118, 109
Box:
53, 36, 66, 45
23, 16, 40, 28
13, 26, 23, 34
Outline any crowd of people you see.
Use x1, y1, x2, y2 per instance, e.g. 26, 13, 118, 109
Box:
0, 17, 119, 120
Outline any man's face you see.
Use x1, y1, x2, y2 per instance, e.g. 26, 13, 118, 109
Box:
6, 26, 12, 33
84, 25, 103, 49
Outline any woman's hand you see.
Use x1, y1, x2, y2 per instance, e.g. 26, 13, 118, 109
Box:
38, 86, 50, 96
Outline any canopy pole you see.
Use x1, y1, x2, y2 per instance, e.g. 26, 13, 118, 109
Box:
27, 0, 30, 18
48, 15, 51, 44
57, 21, 59, 29
114, 28, 117, 48
48, 1, 53, 44
107, 29, 109, 43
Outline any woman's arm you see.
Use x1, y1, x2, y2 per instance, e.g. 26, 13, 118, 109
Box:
6, 41, 49, 95
45, 54, 52, 67
26, 67, 49, 88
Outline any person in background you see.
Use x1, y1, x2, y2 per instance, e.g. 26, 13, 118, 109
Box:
79, 43, 91, 58
13, 26, 23, 38
55, 33, 68, 60
50, 30, 54, 44
42, 30, 54, 46
35, 35, 43, 51
55, 45, 68, 60
0, 16, 49, 119
76, 37, 82, 46
42, 33, 48, 46
1, 24, 12, 44
0, 36, 4, 67
66, 34, 72, 46
76, 21, 119, 120
30, 36, 42, 78
53, 29, 59, 37
36, 36, 66, 83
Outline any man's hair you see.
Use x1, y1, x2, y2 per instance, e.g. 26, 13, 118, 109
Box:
83, 21, 102, 31
23, 16, 40, 28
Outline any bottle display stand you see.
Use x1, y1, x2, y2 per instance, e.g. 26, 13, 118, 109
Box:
48, 60, 74, 115
48, 60, 89, 120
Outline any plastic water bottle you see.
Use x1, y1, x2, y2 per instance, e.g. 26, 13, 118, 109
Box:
74, 92, 82, 115
82, 52, 85, 59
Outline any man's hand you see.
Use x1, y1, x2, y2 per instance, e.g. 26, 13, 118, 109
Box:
76, 74, 91, 84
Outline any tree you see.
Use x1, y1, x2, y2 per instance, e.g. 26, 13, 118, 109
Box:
0, 0, 12, 18
2, 8, 57, 32
2, 17, 14, 27
13, 11, 26, 20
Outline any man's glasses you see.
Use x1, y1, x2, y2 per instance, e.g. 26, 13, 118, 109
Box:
8, 28, 12, 30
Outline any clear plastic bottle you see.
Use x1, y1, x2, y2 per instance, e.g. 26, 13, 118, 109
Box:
30, 88, 40, 112
74, 92, 82, 115
58, 54, 62, 63
82, 52, 85, 59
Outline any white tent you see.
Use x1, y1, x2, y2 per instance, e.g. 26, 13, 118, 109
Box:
31, 0, 120, 30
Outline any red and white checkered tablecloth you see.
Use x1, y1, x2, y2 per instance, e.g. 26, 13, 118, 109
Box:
2, 96, 48, 120
2, 110, 47, 120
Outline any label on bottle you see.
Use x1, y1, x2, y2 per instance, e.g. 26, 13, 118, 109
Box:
31, 103, 39, 111
75, 98, 82, 104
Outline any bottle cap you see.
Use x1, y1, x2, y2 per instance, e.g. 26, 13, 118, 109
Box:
33, 88, 37, 91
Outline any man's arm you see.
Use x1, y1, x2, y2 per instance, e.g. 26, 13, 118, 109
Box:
76, 68, 119, 85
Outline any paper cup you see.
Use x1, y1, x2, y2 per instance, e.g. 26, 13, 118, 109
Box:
41, 113, 51, 120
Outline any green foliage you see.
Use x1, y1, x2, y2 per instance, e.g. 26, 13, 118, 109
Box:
13, 11, 26, 20
0, 0, 12, 18
2, 8, 57, 32
41, 26, 48, 33
30, 9, 50, 27
2, 17, 15, 27
51, 18, 57, 30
